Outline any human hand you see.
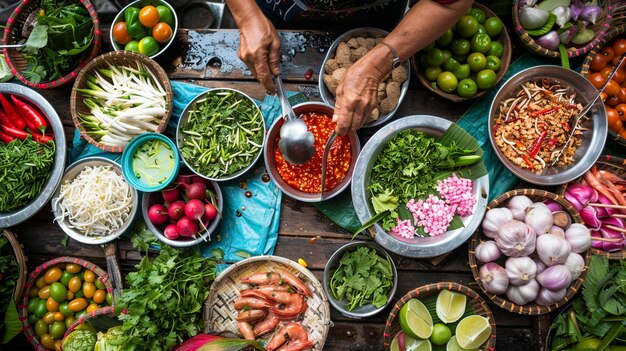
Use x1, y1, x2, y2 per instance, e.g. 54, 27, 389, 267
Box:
237, 14, 281, 94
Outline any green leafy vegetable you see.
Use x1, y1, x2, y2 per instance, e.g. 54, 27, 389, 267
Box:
328, 246, 393, 311
0, 236, 20, 344
116, 246, 217, 350
129, 222, 158, 252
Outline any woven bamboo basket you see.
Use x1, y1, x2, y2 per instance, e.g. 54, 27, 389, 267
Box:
61, 306, 118, 341
204, 256, 331, 351
512, 0, 613, 59
2, 229, 27, 303
580, 24, 626, 147
70, 51, 174, 153
2, 0, 101, 89
20, 257, 114, 351
468, 189, 591, 315
383, 282, 497, 351
557, 155, 626, 260
412, 2, 512, 102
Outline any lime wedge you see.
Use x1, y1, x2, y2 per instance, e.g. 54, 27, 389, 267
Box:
446, 336, 477, 351
399, 299, 434, 340
455, 315, 492, 349
392, 332, 433, 351
436, 289, 466, 324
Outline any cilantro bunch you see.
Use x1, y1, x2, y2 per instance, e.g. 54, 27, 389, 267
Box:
116, 246, 216, 350
328, 246, 394, 311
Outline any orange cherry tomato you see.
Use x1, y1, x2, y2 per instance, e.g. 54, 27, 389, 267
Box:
613, 38, 626, 56
601, 92, 608, 102
606, 79, 621, 97
600, 67, 614, 79
588, 72, 606, 89
46, 297, 59, 312
590, 53, 607, 72
619, 87, 626, 103
613, 69, 626, 84
608, 108, 622, 130
83, 270, 95, 283
615, 104, 626, 121
601, 46, 615, 62
607, 94, 621, 107
86, 303, 99, 313
139, 6, 159, 28
93, 290, 106, 304
112, 22, 132, 45
151, 22, 172, 44
612, 55, 626, 69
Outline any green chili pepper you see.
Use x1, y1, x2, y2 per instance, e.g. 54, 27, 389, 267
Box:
124, 7, 148, 39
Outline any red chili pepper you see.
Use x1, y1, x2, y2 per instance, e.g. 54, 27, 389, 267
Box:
0, 130, 14, 144
0, 109, 15, 129
530, 107, 560, 117
11, 95, 47, 133
522, 154, 535, 171
0, 94, 25, 130
569, 104, 579, 109
561, 121, 571, 131
22, 111, 38, 132
505, 118, 522, 124
1, 125, 28, 140
529, 130, 548, 159
492, 125, 498, 136
547, 138, 556, 147
31, 132, 53, 143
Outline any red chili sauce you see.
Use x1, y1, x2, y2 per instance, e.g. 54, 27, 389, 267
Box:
273, 112, 352, 193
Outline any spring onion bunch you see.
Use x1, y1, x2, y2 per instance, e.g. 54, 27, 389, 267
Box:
76, 62, 167, 147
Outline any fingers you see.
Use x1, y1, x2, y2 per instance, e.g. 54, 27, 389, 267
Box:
268, 37, 282, 77
254, 55, 276, 94
333, 86, 353, 136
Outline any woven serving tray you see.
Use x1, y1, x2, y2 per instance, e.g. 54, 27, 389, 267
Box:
204, 256, 330, 351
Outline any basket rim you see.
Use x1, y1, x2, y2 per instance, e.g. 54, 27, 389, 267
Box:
383, 282, 497, 351
1, 229, 27, 303
19, 256, 114, 351
556, 154, 626, 260
62, 305, 116, 340
411, 2, 513, 102
468, 188, 591, 315
511, 0, 614, 58
69, 50, 174, 153
2, 0, 102, 89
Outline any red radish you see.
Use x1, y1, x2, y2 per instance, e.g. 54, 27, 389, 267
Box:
185, 199, 205, 220
148, 204, 169, 225
164, 224, 180, 240
168, 201, 186, 220
186, 182, 207, 200
162, 188, 179, 203
176, 175, 192, 185
177, 217, 198, 237
202, 203, 217, 222
191, 175, 211, 186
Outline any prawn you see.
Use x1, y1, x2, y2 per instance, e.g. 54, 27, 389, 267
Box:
253, 310, 281, 337
233, 297, 271, 310
272, 293, 307, 317
238, 321, 256, 341
241, 269, 312, 297
241, 285, 291, 299
236, 309, 266, 322
265, 322, 314, 351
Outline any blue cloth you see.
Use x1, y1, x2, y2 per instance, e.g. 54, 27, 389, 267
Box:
69, 81, 292, 263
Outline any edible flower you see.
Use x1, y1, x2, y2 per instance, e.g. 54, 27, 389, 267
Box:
390, 218, 415, 239
436, 174, 476, 216
408, 195, 456, 236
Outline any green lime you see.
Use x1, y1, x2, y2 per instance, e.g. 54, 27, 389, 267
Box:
452, 54, 468, 64
455, 315, 492, 350
457, 78, 478, 97
431, 323, 452, 346
467, 52, 486, 72
124, 40, 140, 52
425, 66, 443, 81
427, 48, 445, 67
447, 336, 477, 351
470, 33, 491, 54
399, 299, 434, 340
453, 64, 471, 80
456, 15, 479, 38
450, 38, 471, 56
485, 55, 501, 71
437, 71, 458, 93
442, 57, 460, 72
476, 69, 497, 89
436, 289, 467, 324
484, 17, 503, 37
468, 7, 486, 24
476, 24, 486, 35
138, 36, 160, 56
442, 50, 452, 64
488, 41, 504, 58
423, 41, 436, 52
437, 28, 454, 47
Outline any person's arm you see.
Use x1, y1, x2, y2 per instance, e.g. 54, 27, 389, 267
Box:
226, 0, 282, 93
333, 0, 473, 135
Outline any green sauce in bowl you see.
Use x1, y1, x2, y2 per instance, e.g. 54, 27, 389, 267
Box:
132, 139, 175, 186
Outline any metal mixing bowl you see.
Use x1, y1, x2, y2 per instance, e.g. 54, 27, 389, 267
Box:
264, 102, 360, 202
51, 157, 138, 245
488, 65, 607, 186
351, 116, 489, 258
319, 27, 410, 128
323, 241, 397, 318
0, 83, 66, 228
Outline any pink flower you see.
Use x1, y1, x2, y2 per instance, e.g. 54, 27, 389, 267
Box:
409, 195, 456, 236
390, 218, 415, 239
437, 174, 476, 217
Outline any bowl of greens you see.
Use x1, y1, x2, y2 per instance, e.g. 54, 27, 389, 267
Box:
3, 0, 101, 89
351, 115, 489, 258
323, 241, 397, 319
176, 88, 265, 182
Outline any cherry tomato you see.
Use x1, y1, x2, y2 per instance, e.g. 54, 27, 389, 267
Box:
68, 298, 88, 312
34, 319, 47, 337
49, 321, 66, 339
601, 92, 608, 102
93, 290, 106, 304
49, 282, 67, 303
46, 297, 59, 312
36, 277, 46, 289
616, 104, 626, 121
38, 285, 51, 300
590, 53, 607, 72
600, 67, 614, 80
139, 5, 159, 28
54, 340, 62, 351
607, 94, 621, 107
66, 291, 74, 300
613, 38, 626, 56
613, 69, 626, 84
82, 282, 96, 299
152, 22, 172, 44
606, 79, 621, 97
588, 72, 606, 89
29, 286, 39, 298
83, 270, 95, 283
612, 55, 626, 69
113, 22, 132, 45
619, 87, 626, 103
601, 46, 615, 62
608, 108, 622, 130
40, 333, 56, 349
68, 277, 81, 293
44, 267, 62, 285
42, 311, 56, 325
65, 264, 81, 274
86, 303, 99, 313
53, 312, 64, 322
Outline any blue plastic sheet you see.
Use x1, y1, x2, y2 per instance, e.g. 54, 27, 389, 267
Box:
68, 81, 303, 262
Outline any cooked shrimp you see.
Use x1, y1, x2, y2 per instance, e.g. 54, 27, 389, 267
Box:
253, 310, 281, 337
236, 309, 266, 322
275, 340, 316, 351
275, 269, 312, 297
238, 321, 256, 340
272, 293, 307, 317
233, 297, 271, 310
240, 269, 312, 297
241, 285, 291, 299
265, 322, 313, 351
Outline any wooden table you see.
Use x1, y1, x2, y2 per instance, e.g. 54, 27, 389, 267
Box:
6, 29, 549, 351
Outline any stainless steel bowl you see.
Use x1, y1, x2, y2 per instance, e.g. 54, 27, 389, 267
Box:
142, 176, 223, 247
322, 241, 397, 318
0, 83, 66, 228
110, 0, 178, 58
176, 88, 265, 182
318, 27, 410, 128
51, 157, 138, 245
488, 65, 607, 186
351, 116, 489, 258
264, 102, 360, 202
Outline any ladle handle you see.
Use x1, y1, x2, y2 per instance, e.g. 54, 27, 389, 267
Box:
0, 44, 25, 49
274, 76, 297, 121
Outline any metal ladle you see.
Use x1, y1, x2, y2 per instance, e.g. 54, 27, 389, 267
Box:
275, 76, 315, 165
